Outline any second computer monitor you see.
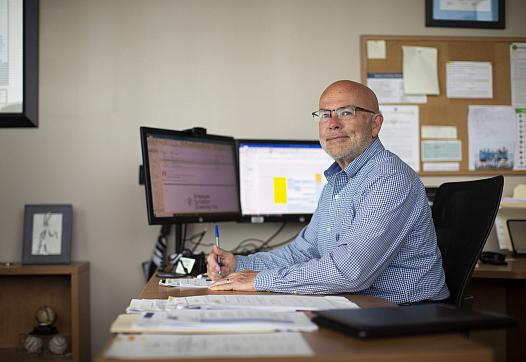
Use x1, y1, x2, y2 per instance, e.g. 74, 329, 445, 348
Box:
237, 139, 334, 223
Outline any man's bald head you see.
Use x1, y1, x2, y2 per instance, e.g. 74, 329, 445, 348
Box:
319, 80, 379, 113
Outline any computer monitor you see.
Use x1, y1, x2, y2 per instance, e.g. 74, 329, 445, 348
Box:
140, 127, 241, 225
237, 139, 334, 223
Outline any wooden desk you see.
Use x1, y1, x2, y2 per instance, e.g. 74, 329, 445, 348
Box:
470, 258, 526, 362
97, 276, 492, 362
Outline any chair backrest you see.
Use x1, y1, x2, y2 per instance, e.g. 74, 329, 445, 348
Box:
432, 176, 503, 307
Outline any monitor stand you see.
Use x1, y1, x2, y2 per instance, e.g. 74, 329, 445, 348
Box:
156, 223, 186, 278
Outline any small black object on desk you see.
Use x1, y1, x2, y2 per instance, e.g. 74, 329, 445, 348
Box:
479, 251, 507, 265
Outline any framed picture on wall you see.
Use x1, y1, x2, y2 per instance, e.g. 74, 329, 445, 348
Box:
425, 0, 505, 29
0, 0, 39, 127
22, 204, 73, 264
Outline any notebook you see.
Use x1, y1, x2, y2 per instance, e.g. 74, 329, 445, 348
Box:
312, 304, 515, 338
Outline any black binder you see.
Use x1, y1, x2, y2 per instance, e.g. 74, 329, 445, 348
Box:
312, 304, 515, 339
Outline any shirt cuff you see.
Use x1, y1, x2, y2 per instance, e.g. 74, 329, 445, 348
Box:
254, 268, 276, 291
234, 255, 250, 272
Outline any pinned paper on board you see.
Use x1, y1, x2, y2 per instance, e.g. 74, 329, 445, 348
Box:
379, 105, 420, 172
402, 46, 439, 95
446, 61, 493, 99
367, 73, 427, 104
468, 106, 516, 171
367, 40, 386, 59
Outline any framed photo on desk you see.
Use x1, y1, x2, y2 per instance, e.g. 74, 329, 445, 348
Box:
22, 204, 72, 264
425, 0, 505, 29
0, 0, 39, 127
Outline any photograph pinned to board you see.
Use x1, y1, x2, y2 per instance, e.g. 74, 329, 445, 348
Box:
22, 204, 72, 264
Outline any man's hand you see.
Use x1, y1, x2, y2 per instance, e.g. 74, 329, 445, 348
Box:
208, 270, 258, 292
206, 245, 237, 281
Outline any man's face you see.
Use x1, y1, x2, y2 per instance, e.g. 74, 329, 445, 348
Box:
318, 89, 380, 168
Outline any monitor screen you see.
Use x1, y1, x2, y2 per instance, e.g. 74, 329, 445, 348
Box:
140, 127, 240, 224
237, 139, 334, 223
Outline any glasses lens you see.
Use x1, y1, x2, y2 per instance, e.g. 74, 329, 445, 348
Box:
313, 110, 329, 120
335, 107, 355, 119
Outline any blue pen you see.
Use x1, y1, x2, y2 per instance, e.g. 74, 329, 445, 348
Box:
215, 224, 222, 275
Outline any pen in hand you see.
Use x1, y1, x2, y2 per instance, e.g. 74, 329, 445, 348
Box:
215, 224, 222, 276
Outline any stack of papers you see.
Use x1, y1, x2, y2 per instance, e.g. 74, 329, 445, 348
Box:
111, 309, 318, 334
105, 333, 313, 359
126, 299, 167, 314
113, 294, 358, 359
166, 294, 358, 312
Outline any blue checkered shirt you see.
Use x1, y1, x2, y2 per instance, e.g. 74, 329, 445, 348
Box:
236, 138, 449, 304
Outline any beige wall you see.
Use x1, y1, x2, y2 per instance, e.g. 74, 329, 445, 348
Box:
1, 0, 525, 357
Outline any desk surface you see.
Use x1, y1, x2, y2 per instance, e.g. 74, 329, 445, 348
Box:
97, 277, 492, 362
473, 257, 526, 279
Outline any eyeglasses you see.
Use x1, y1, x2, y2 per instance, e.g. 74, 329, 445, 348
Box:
312, 105, 376, 122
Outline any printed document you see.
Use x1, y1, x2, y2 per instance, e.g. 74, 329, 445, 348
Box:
110, 310, 318, 334
515, 108, 526, 170
105, 333, 313, 359
510, 43, 526, 105
367, 73, 427, 104
446, 61, 493, 98
379, 105, 420, 172
166, 295, 358, 312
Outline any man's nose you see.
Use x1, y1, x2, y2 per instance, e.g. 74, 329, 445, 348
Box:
327, 115, 342, 129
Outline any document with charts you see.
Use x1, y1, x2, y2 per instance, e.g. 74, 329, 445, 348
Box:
110, 309, 318, 334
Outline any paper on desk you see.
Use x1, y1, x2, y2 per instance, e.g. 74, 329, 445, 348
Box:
110, 310, 318, 334
126, 299, 167, 314
105, 332, 314, 359
166, 294, 359, 312
159, 277, 213, 288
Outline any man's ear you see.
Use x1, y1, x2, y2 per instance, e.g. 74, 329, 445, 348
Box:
372, 113, 383, 138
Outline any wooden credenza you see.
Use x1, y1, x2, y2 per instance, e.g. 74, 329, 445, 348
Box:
470, 258, 526, 362
0, 262, 91, 362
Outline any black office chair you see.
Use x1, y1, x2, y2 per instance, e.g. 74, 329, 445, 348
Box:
432, 176, 504, 308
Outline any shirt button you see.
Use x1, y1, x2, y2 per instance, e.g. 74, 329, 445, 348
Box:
334, 194, 340, 200
326, 227, 331, 232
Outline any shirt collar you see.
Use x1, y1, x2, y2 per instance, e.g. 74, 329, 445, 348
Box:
324, 138, 385, 181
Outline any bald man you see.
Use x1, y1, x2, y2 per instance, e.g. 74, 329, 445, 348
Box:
208, 80, 449, 304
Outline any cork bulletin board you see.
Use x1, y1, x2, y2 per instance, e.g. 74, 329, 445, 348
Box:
360, 35, 526, 176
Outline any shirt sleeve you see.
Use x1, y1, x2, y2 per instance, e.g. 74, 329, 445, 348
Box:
252, 172, 420, 294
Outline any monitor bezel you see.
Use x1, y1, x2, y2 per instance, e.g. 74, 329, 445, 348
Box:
236, 138, 329, 224
140, 127, 241, 225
